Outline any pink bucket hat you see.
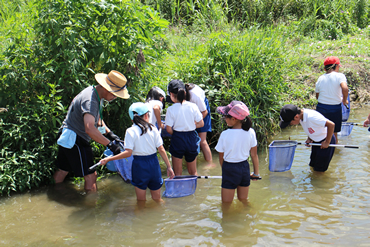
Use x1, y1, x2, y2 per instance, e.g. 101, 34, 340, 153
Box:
217, 101, 250, 120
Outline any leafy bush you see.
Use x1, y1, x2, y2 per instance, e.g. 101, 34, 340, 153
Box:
0, 0, 168, 194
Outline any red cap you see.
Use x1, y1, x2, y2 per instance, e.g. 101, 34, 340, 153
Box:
324, 56, 341, 67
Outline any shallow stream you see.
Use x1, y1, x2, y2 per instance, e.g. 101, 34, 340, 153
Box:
1, 107, 370, 246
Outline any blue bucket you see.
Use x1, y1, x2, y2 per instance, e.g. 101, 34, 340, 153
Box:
268, 140, 297, 172
162, 175, 197, 198
338, 122, 354, 136
341, 94, 350, 122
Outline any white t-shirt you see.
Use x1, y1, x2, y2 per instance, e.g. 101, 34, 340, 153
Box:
165, 101, 203, 132
124, 124, 163, 156
315, 72, 347, 105
189, 85, 207, 112
300, 109, 328, 142
215, 128, 257, 163
145, 100, 163, 126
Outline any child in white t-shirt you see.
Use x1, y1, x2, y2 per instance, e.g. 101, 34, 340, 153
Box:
165, 79, 204, 176
185, 83, 213, 162
99, 102, 174, 202
215, 101, 261, 204
145, 86, 166, 130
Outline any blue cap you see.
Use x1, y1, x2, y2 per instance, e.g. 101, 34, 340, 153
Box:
129, 102, 149, 120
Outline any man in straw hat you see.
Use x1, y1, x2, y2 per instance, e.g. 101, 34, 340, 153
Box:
53, 70, 129, 192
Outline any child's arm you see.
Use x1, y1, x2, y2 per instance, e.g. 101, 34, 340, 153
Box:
218, 152, 224, 166
195, 119, 204, 129
322, 120, 335, 149
166, 125, 173, 135
99, 149, 133, 166
153, 105, 164, 129
158, 145, 175, 178
250, 146, 261, 179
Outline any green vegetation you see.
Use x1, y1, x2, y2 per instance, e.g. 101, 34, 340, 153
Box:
2, 0, 370, 195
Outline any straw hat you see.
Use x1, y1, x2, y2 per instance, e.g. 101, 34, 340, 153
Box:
95, 70, 130, 99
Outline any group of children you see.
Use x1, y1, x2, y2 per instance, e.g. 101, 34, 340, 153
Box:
99, 79, 261, 204
98, 56, 347, 205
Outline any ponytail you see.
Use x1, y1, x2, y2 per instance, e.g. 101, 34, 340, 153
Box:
241, 116, 252, 131
132, 113, 153, 135
174, 87, 190, 104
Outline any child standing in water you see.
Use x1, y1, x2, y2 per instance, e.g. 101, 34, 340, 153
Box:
215, 101, 261, 204
145, 86, 166, 131
165, 79, 204, 176
99, 102, 174, 202
185, 83, 213, 162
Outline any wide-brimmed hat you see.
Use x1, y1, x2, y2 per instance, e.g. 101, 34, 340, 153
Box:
129, 102, 149, 120
95, 70, 129, 99
217, 101, 250, 120
324, 56, 341, 67
279, 104, 300, 129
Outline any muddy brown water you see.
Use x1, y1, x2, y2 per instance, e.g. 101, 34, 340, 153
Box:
1, 107, 370, 246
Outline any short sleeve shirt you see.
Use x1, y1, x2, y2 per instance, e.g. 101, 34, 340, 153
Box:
189, 85, 207, 112
62, 86, 99, 142
300, 109, 328, 142
145, 100, 163, 126
124, 124, 163, 156
315, 72, 347, 105
215, 128, 258, 163
165, 101, 203, 131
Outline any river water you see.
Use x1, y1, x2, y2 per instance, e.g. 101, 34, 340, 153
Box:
1, 107, 370, 246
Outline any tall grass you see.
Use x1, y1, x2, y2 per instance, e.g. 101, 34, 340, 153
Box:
0, 0, 38, 54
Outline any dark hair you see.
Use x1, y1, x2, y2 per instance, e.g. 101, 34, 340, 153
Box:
324, 64, 337, 71
185, 83, 196, 90
146, 86, 165, 109
132, 112, 153, 136
241, 116, 252, 131
225, 115, 252, 131
173, 87, 190, 104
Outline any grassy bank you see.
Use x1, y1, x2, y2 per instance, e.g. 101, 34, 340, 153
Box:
1, 0, 370, 195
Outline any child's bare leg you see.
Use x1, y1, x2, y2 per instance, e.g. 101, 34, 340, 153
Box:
172, 157, 183, 175
135, 187, 147, 201
237, 186, 249, 205
186, 159, 198, 175
221, 188, 235, 203
150, 189, 163, 203
198, 132, 212, 162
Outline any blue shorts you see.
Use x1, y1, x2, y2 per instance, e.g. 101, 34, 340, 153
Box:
169, 130, 200, 162
196, 97, 212, 133
316, 103, 342, 133
56, 135, 95, 177
131, 153, 163, 191
222, 159, 251, 189
309, 135, 336, 172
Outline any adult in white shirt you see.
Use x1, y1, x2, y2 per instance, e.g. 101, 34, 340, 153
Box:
315, 56, 349, 143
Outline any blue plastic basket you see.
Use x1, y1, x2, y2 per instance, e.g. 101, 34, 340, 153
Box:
162, 175, 198, 198
341, 94, 350, 122
338, 122, 354, 136
268, 140, 297, 172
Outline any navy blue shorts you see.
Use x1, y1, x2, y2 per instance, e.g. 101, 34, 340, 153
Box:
316, 103, 342, 133
221, 159, 251, 189
131, 153, 163, 191
56, 135, 95, 177
196, 97, 212, 133
309, 135, 336, 172
169, 130, 200, 162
